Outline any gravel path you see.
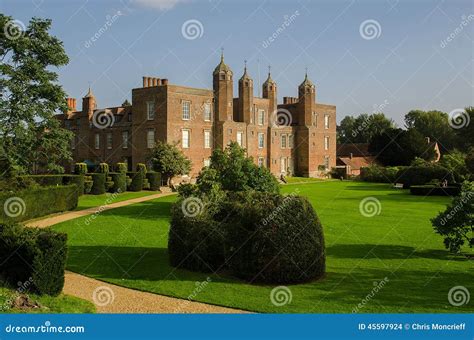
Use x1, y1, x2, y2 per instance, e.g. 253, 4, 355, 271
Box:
26, 192, 246, 313
64, 271, 245, 313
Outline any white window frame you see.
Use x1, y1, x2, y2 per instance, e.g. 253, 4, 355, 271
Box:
204, 103, 211, 121
324, 114, 329, 129
258, 132, 264, 148
237, 131, 243, 147
122, 131, 129, 149
106, 132, 113, 150
258, 157, 265, 167
312, 112, 318, 127
258, 110, 265, 125
281, 134, 287, 149
324, 155, 330, 169
203, 158, 211, 167
147, 130, 155, 149
324, 136, 330, 151
146, 101, 155, 120
94, 133, 100, 149
204, 130, 211, 149
182, 101, 191, 120
288, 134, 294, 148
182, 129, 190, 148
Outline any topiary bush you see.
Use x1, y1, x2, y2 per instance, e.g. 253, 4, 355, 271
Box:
360, 165, 401, 183
410, 185, 460, 196
110, 172, 126, 193
0, 185, 78, 223
63, 174, 85, 196
127, 172, 143, 191
146, 172, 161, 191
84, 176, 93, 194
115, 162, 127, 174
90, 173, 106, 195
136, 163, 147, 175
26, 174, 63, 186
0, 223, 67, 296
224, 191, 325, 284
74, 163, 88, 175
98, 163, 109, 174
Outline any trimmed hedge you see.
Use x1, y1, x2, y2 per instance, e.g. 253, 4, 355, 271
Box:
115, 162, 127, 174
98, 163, 109, 174
0, 185, 79, 223
360, 166, 401, 183
410, 185, 461, 196
110, 172, 126, 193
63, 174, 85, 196
136, 163, 147, 175
146, 172, 161, 191
395, 165, 454, 188
90, 173, 106, 195
26, 174, 63, 187
127, 172, 143, 191
0, 223, 67, 296
168, 191, 326, 284
74, 163, 87, 175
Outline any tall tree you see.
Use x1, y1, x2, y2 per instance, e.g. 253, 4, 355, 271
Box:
337, 113, 395, 144
0, 15, 72, 174
149, 141, 192, 185
369, 128, 436, 166
404, 110, 457, 152
453, 107, 474, 151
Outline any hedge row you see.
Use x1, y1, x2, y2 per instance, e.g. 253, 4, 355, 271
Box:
360, 166, 401, 183
410, 185, 461, 196
395, 165, 454, 188
24, 174, 84, 197
0, 185, 79, 224
168, 191, 326, 284
0, 223, 67, 296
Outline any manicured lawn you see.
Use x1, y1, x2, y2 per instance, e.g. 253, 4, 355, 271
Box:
76, 191, 161, 211
285, 176, 328, 183
0, 286, 95, 313
52, 182, 473, 313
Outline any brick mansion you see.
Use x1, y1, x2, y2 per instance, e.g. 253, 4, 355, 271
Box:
58, 54, 336, 178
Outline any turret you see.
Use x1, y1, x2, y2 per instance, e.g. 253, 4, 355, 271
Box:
238, 61, 253, 123
262, 66, 277, 117
82, 86, 96, 119
297, 72, 315, 126
213, 51, 233, 122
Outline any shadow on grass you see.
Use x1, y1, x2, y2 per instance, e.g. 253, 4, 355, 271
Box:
91, 200, 175, 221
327, 243, 466, 261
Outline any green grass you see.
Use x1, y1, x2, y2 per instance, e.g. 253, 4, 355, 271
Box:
0, 286, 95, 313
76, 191, 161, 211
52, 182, 473, 313
285, 176, 328, 183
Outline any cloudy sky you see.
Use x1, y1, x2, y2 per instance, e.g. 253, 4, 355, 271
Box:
2, 0, 473, 125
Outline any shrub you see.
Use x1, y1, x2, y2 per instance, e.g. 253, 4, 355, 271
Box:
74, 163, 88, 175
360, 165, 400, 183
410, 185, 461, 196
168, 191, 326, 284
98, 163, 109, 174
115, 162, 127, 174
90, 173, 106, 195
63, 174, 85, 196
168, 196, 225, 272
136, 163, 147, 175
84, 179, 93, 194
395, 165, 454, 188
110, 172, 126, 193
142, 178, 150, 190
146, 172, 161, 191
26, 174, 63, 186
127, 172, 143, 191
0, 224, 67, 296
224, 192, 325, 284
0, 185, 78, 223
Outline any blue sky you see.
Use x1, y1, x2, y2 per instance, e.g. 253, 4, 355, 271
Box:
2, 0, 473, 125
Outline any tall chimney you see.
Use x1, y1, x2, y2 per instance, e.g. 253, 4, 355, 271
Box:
143, 77, 147, 87
161, 78, 168, 85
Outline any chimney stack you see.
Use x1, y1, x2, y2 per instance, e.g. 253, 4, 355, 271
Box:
66, 97, 77, 112
161, 78, 168, 85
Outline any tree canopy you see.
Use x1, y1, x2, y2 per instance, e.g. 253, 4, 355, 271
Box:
149, 140, 192, 184
337, 113, 395, 144
0, 15, 72, 174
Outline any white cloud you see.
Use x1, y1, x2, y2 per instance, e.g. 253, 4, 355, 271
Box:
132, 0, 190, 11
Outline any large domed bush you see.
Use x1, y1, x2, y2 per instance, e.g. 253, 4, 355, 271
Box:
223, 192, 325, 284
